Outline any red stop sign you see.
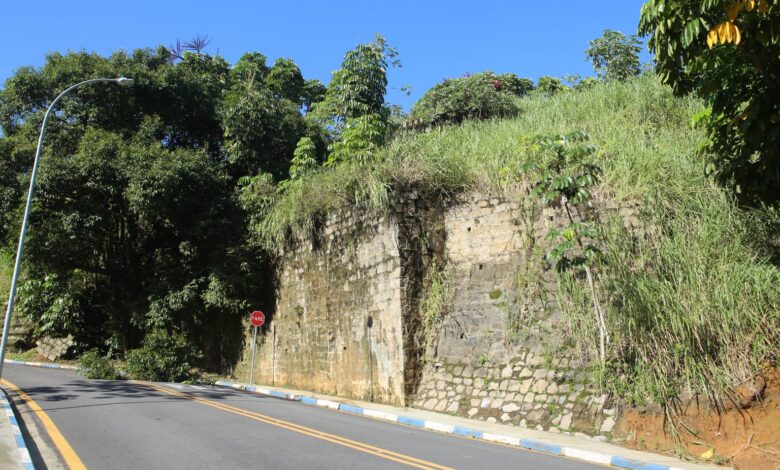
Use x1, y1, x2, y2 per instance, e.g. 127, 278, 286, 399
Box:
250, 311, 265, 327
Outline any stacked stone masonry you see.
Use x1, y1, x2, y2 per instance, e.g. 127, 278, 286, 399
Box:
239, 192, 638, 435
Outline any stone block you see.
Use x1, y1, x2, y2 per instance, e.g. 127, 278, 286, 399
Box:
502, 403, 520, 413
600, 416, 616, 433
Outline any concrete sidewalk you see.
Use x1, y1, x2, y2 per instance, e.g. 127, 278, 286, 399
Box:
0, 388, 33, 469
216, 379, 725, 470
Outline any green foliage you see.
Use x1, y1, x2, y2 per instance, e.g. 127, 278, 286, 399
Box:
301, 79, 327, 112
289, 137, 318, 179
0, 48, 273, 366
410, 71, 526, 126
574, 77, 598, 91
245, 76, 780, 408
532, 129, 603, 266
639, 0, 780, 204
524, 131, 607, 361
221, 72, 308, 179
585, 29, 642, 81
230, 52, 269, 83
418, 266, 454, 359
535, 76, 566, 95
266, 58, 305, 102
16, 274, 79, 338
77, 349, 121, 380
251, 75, 704, 250
312, 34, 396, 124
497, 74, 535, 97
593, 193, 780, 407
125, 330, 203, 382
327, 114, 387, 165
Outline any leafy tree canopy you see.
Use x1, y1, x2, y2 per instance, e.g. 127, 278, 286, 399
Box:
410, 71, 529, 126
585, 29, 642, 81
0, 44, 318, 366
639, 0, 780, 204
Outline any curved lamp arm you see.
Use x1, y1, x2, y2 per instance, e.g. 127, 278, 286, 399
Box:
0, 77, 133, 379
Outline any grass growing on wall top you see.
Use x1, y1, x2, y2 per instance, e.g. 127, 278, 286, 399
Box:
255, 74, 704, 251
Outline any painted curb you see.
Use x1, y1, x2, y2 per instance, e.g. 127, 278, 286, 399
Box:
3, 360, 77, 371
214, 380, 696, 470
0, 388, 35, 470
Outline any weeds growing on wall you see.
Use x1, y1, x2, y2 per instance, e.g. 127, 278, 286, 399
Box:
418, 266, 454, 362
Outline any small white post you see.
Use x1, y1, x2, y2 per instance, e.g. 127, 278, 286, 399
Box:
249, 326, 257, 386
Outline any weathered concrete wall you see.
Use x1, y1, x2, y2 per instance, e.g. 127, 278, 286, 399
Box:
237, 192, 636, 435
239, 212, 407, 405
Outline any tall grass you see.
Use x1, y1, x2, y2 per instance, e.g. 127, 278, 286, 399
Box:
599, 191, 780, 406
257, 74, 704, 250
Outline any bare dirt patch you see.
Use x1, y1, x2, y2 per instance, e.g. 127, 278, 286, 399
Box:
614, 369, 780, 470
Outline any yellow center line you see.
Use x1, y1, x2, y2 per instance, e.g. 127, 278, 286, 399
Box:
1, 378, 87, 470
136, 381, 453, 470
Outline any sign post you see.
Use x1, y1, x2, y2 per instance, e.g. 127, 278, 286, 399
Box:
248, 310, 265, 386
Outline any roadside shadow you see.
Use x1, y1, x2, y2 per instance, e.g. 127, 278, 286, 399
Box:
8, 394, 49, 470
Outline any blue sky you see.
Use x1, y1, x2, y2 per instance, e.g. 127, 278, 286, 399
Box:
1, 0, 651, 110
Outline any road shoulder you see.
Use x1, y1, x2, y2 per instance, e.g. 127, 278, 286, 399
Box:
0, 386, 34, 469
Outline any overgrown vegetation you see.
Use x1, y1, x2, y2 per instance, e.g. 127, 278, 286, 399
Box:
410, 72, 531, 127
418, 266, 454, 362
1, 16, 777, 422
125, 330, 202, 382
77, 349, 121, 380
249, 74, 780, 413
250, 74, 703, 250
640, 0, 780, 205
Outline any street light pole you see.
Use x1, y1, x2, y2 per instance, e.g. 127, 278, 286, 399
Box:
0, 77, 134, 379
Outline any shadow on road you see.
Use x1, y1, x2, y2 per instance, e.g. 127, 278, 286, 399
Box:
17, 379, 275, 413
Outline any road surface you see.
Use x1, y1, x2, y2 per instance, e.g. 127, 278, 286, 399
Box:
2, 364, 605, 469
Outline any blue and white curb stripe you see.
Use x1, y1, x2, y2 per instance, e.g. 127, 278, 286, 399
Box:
3, 359, 77, 370
1, 389, 34, 470
214, 380, 695, 470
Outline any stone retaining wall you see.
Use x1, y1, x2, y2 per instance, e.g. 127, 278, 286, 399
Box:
238, 191, 638, 435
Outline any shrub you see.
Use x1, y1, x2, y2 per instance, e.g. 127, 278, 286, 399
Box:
77, 350, 120, 380
410, 71, 525, 126
536, 76, 566, 95
125, 330, 203, 382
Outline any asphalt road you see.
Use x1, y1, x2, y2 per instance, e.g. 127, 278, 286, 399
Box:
3, 364, 605, 470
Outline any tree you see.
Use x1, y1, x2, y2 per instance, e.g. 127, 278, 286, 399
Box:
525, 131, 606, 362
0, 47, 271, 368
311, 34, 397, 125
410, 71, 526, 126
221, 83, 307, 179
266, 58, 305, 102
639, 0, 780, 205
309, 34, 399, 164
585, 29, 642, 81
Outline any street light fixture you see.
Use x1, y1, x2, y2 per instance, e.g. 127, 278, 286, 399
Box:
0, 77, 134, 379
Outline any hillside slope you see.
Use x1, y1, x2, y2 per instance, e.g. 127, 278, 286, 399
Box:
248, 75, 780, 466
